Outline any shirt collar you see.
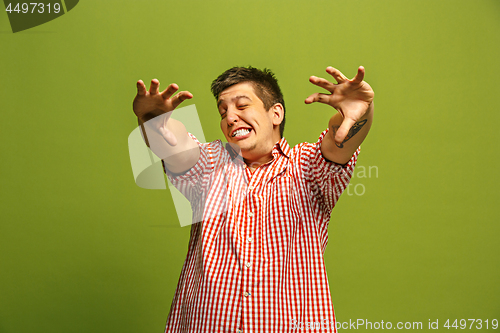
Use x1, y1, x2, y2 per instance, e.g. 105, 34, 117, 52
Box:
272, 137, 290, 159
224, 142, 244, 163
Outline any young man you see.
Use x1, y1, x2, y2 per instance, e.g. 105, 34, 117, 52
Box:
133, 66, 374, 333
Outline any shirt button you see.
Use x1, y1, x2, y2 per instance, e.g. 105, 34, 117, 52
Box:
247, 237, 253, 243
236, 330, 243, 333
248, 185, 254, 191
248, 212, 254, 217
245, 262, 251, 268
243, 291, 250, 297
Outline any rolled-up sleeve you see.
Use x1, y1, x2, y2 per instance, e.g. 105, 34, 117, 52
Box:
301, 128, 360, 214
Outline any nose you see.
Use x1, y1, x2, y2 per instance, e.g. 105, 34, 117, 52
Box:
225, 106, 240, 126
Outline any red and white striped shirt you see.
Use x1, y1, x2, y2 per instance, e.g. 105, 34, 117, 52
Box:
164, 129, 359, 333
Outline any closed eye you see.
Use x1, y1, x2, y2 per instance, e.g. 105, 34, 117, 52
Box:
219, 108, 227, 119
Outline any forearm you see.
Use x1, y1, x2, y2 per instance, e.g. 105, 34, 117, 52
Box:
321, 102, 374, 164
138, 117, 200, 174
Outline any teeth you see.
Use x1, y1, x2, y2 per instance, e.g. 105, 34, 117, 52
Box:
232, 129, 250, 137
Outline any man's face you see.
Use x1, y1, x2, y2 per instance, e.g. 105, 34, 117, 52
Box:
217, 82, 282, 162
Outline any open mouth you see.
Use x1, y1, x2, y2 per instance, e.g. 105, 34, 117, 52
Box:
232, 128, 252, 138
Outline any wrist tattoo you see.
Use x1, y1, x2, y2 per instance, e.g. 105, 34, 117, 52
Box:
331, 119, 367, 148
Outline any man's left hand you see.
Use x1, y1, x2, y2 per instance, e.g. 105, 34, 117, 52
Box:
305, 66, 374, 145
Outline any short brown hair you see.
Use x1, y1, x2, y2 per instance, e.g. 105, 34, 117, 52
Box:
211, 66, 286, 137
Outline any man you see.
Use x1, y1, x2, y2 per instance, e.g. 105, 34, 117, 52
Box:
133, 66, 374, 332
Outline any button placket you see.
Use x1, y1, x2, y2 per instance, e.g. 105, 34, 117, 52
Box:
240, 187, 255, 332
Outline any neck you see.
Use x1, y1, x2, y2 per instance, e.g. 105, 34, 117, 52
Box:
241, 134, 282, 170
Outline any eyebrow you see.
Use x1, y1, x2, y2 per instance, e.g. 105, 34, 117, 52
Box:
217, 95, 252, 109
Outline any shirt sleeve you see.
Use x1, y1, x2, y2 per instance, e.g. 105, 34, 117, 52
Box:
163, 133, 226, 204
301, 128, 360, 214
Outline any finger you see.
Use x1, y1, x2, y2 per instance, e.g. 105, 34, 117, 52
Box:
351, 66, 365, 84
160, 83, 179, 100
326, 67, 348, 84
149, 79, 160, 95
305, 92, 330, 104
136, 80, 147, 96
309, 76, 335, 92
171, 91, 193, 109
335, 117, 356, 144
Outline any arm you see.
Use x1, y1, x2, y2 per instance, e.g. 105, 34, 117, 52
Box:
305, 66, 375, 165
133, 79, 200, 174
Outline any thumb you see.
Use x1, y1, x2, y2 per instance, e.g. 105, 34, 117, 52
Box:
334, 117, 356, 145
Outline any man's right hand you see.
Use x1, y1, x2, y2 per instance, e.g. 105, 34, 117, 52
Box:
133, 79, 193, 146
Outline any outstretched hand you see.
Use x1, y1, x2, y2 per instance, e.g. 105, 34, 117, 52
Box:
133, 79, 193, 146
305, 66, 374, 144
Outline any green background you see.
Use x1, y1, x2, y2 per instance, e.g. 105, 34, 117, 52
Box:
1, 0, 499, 332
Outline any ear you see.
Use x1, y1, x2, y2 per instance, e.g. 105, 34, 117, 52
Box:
270, 103, 284, 127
